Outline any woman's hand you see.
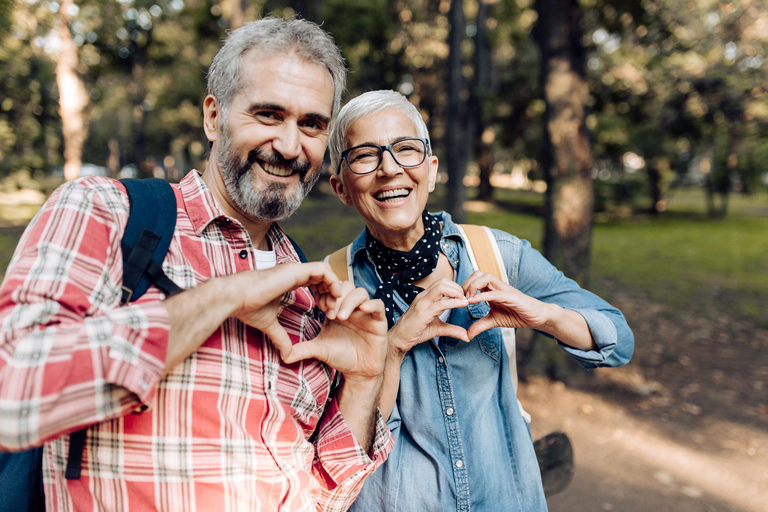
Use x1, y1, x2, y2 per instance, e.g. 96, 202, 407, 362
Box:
462, 271, 553, 340
388, 278, 470, 358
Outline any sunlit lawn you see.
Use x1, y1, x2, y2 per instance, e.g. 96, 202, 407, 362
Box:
285, 185, 768, 327
0, 184, 766, 326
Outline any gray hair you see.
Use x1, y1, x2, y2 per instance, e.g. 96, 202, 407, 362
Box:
329, 90, 431, 176
207, 16, 346, 119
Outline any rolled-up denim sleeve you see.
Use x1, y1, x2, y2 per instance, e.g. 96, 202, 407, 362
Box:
512, 238, 634, 369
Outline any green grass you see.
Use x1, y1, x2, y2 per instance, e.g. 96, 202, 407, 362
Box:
1, 184, 766, 326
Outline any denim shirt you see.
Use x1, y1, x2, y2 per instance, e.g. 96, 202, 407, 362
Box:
348, 212, 634, 512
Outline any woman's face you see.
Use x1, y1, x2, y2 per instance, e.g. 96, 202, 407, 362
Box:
330, 109, 438, 250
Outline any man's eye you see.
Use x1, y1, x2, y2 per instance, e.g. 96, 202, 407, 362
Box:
257, 111, 277, 120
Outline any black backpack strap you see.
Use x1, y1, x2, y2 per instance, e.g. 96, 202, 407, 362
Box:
66, 178, 181, 481
119, 178, 181, 303
286, 234, 308, 263
64, 429, 87, 480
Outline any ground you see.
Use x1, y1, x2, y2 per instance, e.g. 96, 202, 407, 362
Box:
526, 289, 768, 512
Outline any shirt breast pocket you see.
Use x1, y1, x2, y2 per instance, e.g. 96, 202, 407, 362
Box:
467, 301, 501, 361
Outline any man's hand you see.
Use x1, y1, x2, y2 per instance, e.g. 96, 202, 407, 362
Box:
463, 271, 551, 340
389, 278, 469, 357
284, 281, 388, 381
229, 262, 342, 359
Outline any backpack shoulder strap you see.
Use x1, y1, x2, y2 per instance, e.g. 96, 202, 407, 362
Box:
66, 178, 182, 481
325, 245, 354, 283
119, 178, 182, 303
457, 224, 508, 284
286, 234, 308, 263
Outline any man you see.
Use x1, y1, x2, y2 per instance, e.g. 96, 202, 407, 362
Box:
0, 18, 392, 511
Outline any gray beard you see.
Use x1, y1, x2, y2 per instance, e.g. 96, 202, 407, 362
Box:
216, 130, 319, 222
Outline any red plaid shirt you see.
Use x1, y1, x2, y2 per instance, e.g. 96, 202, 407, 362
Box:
0, 171, 393, 511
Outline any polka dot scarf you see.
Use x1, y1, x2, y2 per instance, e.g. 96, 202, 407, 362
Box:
365, 211, 442, 328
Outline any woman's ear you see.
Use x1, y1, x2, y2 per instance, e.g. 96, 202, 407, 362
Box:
203, 95, 221, 143
330, 173, 353, 206
427, 155, 439, 192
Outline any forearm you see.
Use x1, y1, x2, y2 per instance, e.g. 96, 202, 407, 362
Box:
335, 374, 383, 453
378, 349, 405, 421
541, 303, 597, 351
162, 275, 240, 373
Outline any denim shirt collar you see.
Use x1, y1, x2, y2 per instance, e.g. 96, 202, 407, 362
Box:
349, 210, 465, 267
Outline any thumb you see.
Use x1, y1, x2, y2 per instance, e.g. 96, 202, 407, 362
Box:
433, 320, 470, 343
262, 322, 293, 361
467, 316, 498, 340
283, 338, 330, 365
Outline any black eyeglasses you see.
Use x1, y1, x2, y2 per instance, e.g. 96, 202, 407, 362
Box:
338, 138, 429, 175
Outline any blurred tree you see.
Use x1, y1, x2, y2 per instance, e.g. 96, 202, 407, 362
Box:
445, 0, 468, 222
56, 0, 90, 181
534, 0, 595, 286
469, 0, 493, 202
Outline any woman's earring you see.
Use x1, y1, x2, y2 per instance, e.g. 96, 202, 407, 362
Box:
428, 183, 435, 192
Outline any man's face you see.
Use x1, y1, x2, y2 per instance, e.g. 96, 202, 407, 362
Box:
214, 51, 334, 222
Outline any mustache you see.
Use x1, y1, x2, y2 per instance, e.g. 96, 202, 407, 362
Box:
240, 148, 311, 179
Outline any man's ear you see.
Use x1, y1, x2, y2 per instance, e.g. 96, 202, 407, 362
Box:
330, 173, 353, 206
427, 155, 439, 192
203, 95, 221, 143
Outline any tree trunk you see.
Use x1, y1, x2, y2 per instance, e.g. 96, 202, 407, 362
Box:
472, 0, 493, 202
445, 0, 468, 223
647, 164, 662, 215
534, 0, 595, 287
56, 0, 89, 181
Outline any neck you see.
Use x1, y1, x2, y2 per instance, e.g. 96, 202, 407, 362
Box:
202, 155, 273, 250
367, 218, 426, 252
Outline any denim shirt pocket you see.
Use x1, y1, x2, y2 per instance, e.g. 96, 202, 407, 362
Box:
467, 301, 501, 361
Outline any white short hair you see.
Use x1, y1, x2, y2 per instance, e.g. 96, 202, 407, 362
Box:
329, 90, 431, 175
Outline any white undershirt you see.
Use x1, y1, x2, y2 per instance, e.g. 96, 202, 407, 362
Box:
254, 249, 277, 270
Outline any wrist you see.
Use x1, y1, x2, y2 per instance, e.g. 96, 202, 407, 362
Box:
211, 274, 245, 319
541, 302, 565, 335
338, 372, 384, 405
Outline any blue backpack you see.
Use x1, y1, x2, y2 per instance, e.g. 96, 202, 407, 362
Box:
0, 178, 182, 511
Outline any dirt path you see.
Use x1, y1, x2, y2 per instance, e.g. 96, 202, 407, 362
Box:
523, 377, 768, 512
522, 289, 768, 512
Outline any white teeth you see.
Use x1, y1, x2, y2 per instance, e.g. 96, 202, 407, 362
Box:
375, 188, 410, 201
262, 162, 293, 177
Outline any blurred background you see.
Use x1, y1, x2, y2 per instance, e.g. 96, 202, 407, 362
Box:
0, 0, 766, 510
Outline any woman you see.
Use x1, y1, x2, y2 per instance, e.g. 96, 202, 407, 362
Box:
327, 90, 634, 511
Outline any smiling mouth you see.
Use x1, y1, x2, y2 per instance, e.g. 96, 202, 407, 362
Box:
262, 161, 294, 177
375, 188, 411, 202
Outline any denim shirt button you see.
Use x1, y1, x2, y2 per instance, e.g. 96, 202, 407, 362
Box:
455, 460, 464, 468
446, 407, 454, 416
438, 356, 445, 364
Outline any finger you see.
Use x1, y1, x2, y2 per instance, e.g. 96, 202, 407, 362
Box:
466, 317, 499, 340
261, 322, 294, 360
467, 289, 519, 306
334, 287, 372, 321
433, 320, 470, 342
283, 338, 329, 365
461, 272, 494, 298
322, 280, 358, 320
299, 262, 342, 297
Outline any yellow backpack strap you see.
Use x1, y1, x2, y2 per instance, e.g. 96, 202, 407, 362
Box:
458, 224, 508, 284
325, 245, 354, 283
